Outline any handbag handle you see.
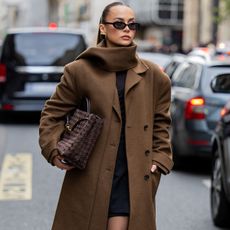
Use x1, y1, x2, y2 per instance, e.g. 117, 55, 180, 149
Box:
65, 97, 90, 132
85, 97, 90, 113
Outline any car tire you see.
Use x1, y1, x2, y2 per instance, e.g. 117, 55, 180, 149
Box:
211, 149, 230, 228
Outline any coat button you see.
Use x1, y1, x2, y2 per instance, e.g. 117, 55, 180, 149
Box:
144, 125, 148, 131
144, 175, 150, 181
145, 150, 150, 156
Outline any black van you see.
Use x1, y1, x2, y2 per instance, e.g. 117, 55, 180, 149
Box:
0, 27, 87, 112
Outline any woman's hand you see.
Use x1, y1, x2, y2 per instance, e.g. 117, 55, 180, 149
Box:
53, 155, 75, 171
150, 164, 158, 173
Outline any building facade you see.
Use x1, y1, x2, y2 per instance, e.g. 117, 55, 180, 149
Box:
183, 0, 214, 52
0, 0, 229, 52
129, 0, 184, 52
0, 0, 49, 41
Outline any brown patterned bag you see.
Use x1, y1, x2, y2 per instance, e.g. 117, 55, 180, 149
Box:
57, 98, 103, 169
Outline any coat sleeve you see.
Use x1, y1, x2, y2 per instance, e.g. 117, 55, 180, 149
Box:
152, 70, 174, 174
39, 62, 82, 165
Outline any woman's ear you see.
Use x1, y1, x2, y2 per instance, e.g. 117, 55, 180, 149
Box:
99, 24, 106, 36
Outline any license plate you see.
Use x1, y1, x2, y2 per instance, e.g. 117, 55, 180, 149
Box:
25, 82, 57, 94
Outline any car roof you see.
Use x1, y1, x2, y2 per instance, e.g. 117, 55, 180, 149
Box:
6, 27, 86, 36
185, 54, 230, 67
4, 27, 89, 46
137, 51, 171, 70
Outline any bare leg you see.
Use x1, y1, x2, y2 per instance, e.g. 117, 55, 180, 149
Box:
107, 216, 129, 230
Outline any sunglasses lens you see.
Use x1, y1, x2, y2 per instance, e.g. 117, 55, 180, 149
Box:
128, 23, 139, 30
113, 22, 126, 29
111, 22, 140, 30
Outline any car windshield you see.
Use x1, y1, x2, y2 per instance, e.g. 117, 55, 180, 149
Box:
3, 33, 85, 66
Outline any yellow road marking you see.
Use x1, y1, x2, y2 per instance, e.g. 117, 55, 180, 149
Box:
0, 153, 32, 200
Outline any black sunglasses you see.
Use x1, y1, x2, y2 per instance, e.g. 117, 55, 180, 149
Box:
103, 21, 140, 30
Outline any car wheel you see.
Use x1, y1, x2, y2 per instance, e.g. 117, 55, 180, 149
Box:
211, 149, 230, 228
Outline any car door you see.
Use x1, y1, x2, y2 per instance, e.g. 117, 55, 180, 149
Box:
202, 67, 230, 131
171, 62, 202, 145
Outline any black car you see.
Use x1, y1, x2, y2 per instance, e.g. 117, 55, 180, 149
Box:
170, 55, 230, 161
0, 27, 87, 112
211, 98, 230, 228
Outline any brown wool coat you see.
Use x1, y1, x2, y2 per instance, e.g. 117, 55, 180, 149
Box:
39, 44, 173, 230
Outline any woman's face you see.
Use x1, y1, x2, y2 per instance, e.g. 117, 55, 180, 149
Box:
100, 5, 137, 47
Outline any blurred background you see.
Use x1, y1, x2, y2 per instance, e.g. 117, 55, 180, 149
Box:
0, 0, 230, 52
1, 1, 230, 230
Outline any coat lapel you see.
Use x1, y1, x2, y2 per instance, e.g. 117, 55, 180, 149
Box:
113, 58, 149, 122
125, 70, 142, 97
112, 87, 121, 121
125, 58, 149, 96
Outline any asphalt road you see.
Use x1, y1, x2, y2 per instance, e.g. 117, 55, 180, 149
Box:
0, 114, 228, 230
157, 166, 227, 230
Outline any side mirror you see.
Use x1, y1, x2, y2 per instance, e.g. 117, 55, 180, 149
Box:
211, 74, 230, 93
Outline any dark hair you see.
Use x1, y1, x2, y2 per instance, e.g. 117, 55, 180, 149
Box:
97, 1, 130, 44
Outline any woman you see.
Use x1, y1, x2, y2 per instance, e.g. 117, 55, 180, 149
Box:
39, 2, 173, 230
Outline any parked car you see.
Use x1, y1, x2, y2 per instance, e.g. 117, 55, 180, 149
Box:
0, 27, 87, 113
164, 53, 186, 78
137, 51, 171, 71
170, 55, 230, 161
211, 99, 230, 228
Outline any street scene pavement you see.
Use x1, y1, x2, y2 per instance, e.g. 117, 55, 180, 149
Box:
0, 114, 227, 230
1, 0, 230, 229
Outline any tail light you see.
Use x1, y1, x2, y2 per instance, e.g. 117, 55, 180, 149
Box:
220, 107, 228, 117
48, 22, 58, 30
2, 104, 14, 110
221, 102, 230, 123
0, 64, 6, 83
220, 100, 230, 118
185, 97, 205, 119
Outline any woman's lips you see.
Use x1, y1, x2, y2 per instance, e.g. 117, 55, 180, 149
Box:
121, 36, 131, 40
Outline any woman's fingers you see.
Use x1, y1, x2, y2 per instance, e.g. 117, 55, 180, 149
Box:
151, 164, 157, 173
53, 155, 74, 171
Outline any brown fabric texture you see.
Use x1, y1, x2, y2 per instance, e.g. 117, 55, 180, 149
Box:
39, 42, 173, 230
76, 40, 138, 72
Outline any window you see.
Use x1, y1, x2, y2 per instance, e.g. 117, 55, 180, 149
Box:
165, 61, 180, 78
172, 63, 200, 88
158, 0, 184, 21
3, 33, 86, 66
211, 74, 230, 93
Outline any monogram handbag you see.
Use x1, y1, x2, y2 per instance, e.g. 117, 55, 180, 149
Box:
57, 98, 104, 169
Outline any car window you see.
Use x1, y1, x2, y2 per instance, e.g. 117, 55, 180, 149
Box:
172, 63, 200, 88
164, 61, 180, 78
1, 33, 86, 66
211, 74, 230, 93
202, 66, 230, 95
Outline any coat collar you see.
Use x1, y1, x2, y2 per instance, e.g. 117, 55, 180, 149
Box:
133, 55, 149, 74
76, 40, 148, 73
76, 41, 149, 121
